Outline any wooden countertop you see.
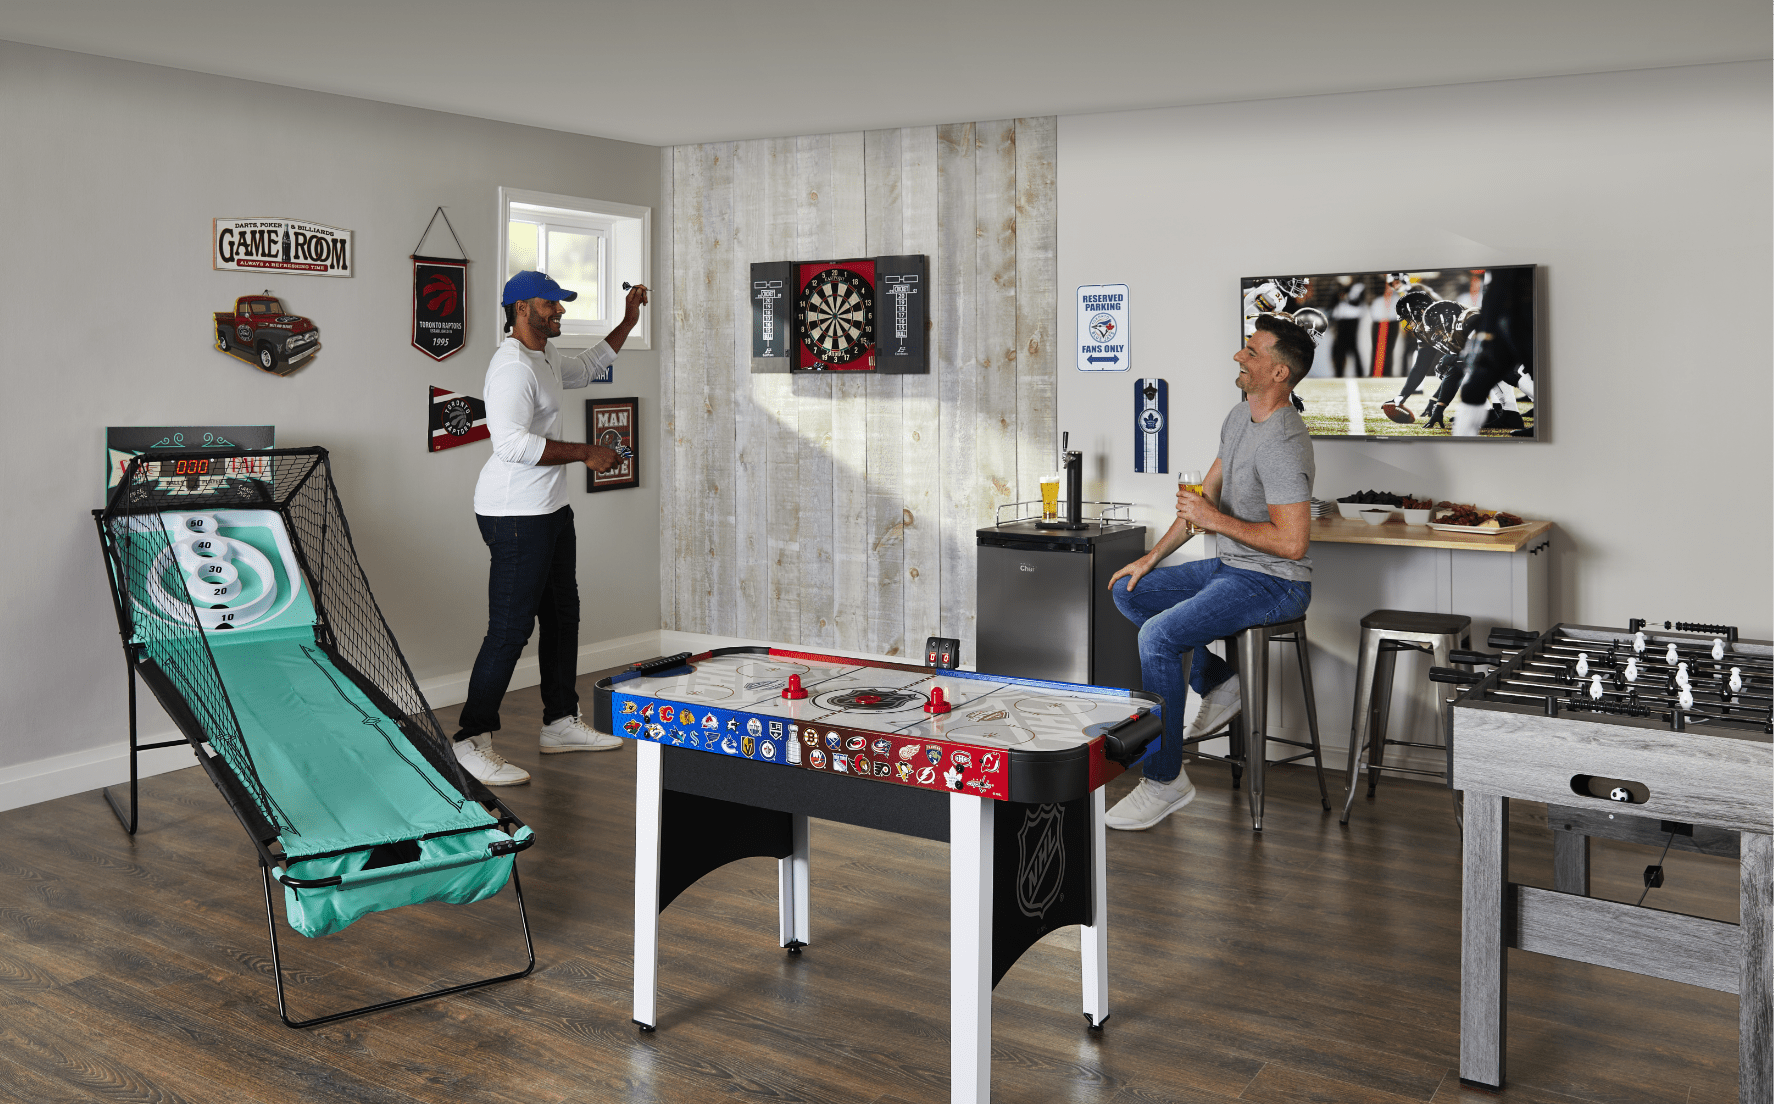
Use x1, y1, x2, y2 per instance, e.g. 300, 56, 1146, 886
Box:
1310, 515, 1554, 553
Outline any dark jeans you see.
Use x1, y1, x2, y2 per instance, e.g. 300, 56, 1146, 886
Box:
457, 506, 579, 738
1112, 558, 1311, 785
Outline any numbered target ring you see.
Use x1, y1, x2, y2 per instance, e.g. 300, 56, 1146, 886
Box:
797, 267, 875, 365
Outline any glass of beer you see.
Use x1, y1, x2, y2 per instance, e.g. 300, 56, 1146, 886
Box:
1039, 473, 1061, 521
1178, 470, 1204, 534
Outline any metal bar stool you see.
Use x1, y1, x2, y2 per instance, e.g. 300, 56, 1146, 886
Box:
1177, 617, 1330, 831
1339, 609, 1471, 825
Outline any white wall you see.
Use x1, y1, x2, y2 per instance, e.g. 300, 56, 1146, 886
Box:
1058, 63, 1773, 639
0, 42, 664, 807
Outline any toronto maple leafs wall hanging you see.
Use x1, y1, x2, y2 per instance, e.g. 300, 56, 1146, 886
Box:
411, 207, 468, 360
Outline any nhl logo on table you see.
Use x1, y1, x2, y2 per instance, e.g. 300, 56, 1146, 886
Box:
1015, 804, 1066, 920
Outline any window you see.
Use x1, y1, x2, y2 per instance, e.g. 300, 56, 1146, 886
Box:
497, 187, 651, 349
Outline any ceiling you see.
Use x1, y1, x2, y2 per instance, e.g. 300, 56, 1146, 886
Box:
2, 1, 1767, 147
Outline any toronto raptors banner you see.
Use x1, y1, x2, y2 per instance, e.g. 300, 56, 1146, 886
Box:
1133, 377, 1168, 473
428, 386, 488, 452
410, 207, 469, 360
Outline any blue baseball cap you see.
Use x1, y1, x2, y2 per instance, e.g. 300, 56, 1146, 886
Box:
501, 270, 578, 305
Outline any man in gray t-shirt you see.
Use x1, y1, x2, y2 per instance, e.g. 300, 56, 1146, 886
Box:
1104, 313, 1318, 830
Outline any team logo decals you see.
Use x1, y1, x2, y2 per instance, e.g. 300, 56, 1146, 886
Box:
832, 754, 851, 773
726, 718, 739, 732
1015, 804, 1066, 920
769, 722, 784, 738
965, 708, 1007, 723
786, 738, 801, 764
645, 723, 664, 739
895, 762, 913, 782
898, 743, 921, 761
720, 734, 739, 754
809, 749, 827, 769
760, 741, 775, 760
965, 778, 993, 793
824, 732, 841, 750
621, 701, 638, 714
623, 720, 642, 735
980, 751, 1002, 774
853, 756, 871, 774
915, 766, 936, 785
871, 738, 892, 756
660, 706, 675, 723
747, 718, 763, 738
873, 761, 891, 777
845, 734, 866, 752
950, 750, 972, 769
741, 735, 755, 757
641, 703, 654, 720
702, 714, 720, 730
925, 746, 942, 766
677, 710, 694, 726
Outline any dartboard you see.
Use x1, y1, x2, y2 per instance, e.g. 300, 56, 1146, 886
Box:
797, 267, 875, 365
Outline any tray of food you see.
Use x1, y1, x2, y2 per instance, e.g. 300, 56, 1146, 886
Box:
1428, 501, 1528, 533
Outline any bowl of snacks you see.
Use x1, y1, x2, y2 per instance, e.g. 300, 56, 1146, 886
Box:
1360, 509, 1391, 526
1337, 490, 1403, 520
1429, 501, 1528, 532
1400, 496, 1434, 525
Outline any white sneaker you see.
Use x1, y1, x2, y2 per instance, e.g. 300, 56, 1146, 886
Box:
1104, 772, 1197, 831
1184, 676, 1242, 739
539, 713, 624, 754
454, 734, 530, 786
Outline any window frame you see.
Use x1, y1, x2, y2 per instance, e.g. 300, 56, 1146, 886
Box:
496, 186, 651, 350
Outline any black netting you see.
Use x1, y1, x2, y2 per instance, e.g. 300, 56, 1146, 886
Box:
98, 447, 472, 836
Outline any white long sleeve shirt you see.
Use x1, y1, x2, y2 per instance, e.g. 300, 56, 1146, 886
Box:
473, 336, 616, 516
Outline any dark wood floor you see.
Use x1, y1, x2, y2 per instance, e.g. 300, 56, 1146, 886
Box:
0, 672, 1742, 1104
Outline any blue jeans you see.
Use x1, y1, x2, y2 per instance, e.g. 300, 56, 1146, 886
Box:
1111, 558, 1310, 784
458, 506, 580, 737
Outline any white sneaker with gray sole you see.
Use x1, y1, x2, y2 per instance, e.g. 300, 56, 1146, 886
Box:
1104, 772, 1197, 831
454, 733, 531, 786
1184, 675, 1242, 740
540, 713, 624, 753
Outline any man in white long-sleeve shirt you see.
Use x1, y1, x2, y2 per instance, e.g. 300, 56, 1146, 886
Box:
453, 270, 648, 786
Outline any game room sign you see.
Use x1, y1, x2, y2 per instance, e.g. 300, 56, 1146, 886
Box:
213, 217, 353, 277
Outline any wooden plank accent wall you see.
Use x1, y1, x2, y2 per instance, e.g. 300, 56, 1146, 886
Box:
660, 118, 1058, 661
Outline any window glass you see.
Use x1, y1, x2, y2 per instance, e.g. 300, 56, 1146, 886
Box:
507, 220, 538, 279
547, 228, 602, 322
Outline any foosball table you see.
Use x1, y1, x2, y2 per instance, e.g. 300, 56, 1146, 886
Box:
593, 643, 1162, 1104
1444, 621, 1772, 1103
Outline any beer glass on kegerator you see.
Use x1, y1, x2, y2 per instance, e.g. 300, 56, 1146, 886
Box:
1039, 473, 1062, 521
1178, 470, 1203, 535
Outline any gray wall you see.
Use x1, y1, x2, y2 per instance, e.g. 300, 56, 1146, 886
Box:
1056, 62, 1773, 638
658, 121, 1058, 661
0, 42, 663, 797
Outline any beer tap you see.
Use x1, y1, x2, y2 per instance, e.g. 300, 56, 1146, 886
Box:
1038, 431, 1087, 530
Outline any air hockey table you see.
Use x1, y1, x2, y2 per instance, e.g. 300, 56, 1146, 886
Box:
593, 645, 1162, 1104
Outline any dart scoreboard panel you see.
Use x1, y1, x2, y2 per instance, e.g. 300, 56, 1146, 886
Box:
1451, 621, 1772, 1098
594, 647, 1162, 804
749, 255, 928, 374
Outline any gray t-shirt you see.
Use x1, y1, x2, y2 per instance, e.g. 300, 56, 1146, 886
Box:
1215, 403, 1315, 580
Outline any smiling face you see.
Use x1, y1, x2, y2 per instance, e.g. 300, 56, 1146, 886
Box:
1233, 328, 1286, 393
520, 297, 565, 338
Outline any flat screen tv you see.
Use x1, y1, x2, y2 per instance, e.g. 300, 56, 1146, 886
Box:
1240, 264, 1539, 439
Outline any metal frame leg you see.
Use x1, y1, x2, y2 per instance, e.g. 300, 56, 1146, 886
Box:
950, 792, 994, 1104
1079, 787, 1109, 1030
260, 859, 535, 1029
1341, 628, 1381, 824
1459, 793, 1508, 1090
1366, 645, 1399, 797
102, 652, 185, 836
778, 813, 810, 952
1237, 627, 1268, 831
1289, 628, 1331, 811
633, 740, 664, 1030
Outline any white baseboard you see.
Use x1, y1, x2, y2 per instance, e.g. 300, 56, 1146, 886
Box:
0, 629, 666, 816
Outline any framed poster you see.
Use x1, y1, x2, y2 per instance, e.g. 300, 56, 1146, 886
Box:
585, 397, 638, 492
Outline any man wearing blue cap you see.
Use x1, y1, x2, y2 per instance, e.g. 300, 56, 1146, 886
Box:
453, 271, 649, 786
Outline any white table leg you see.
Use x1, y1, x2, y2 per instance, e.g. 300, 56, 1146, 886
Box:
951, 792, 994, 1104
1080, 786, 1109, 1028
779, 813, 811, 950
633, 740, 663, 1030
